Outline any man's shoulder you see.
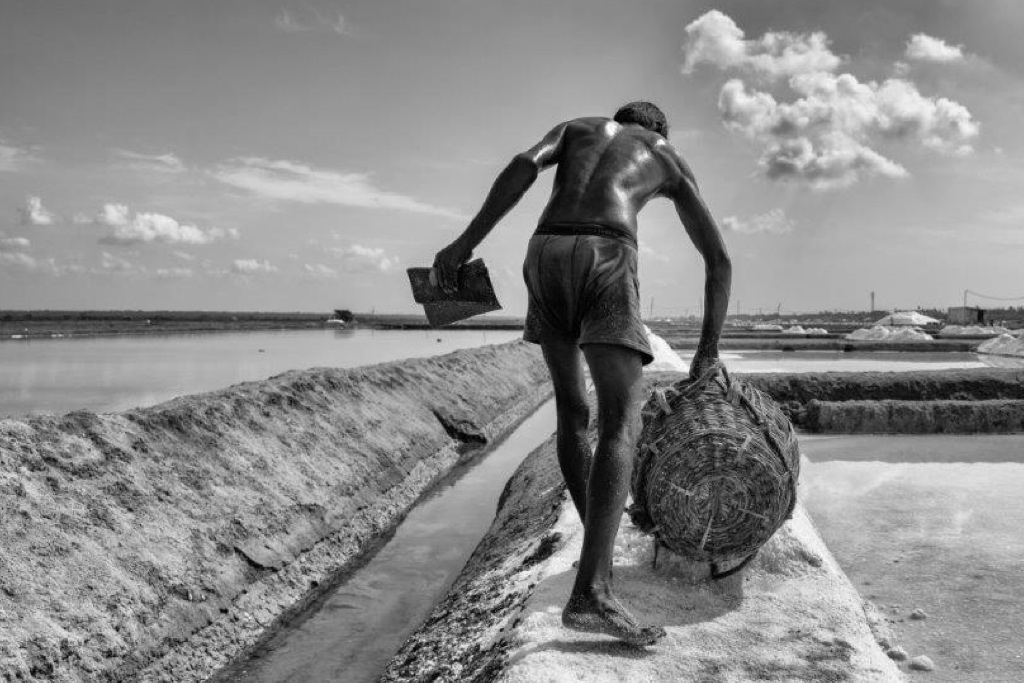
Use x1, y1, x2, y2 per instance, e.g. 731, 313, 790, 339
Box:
650, 139, 695, 183
560, 116, 612, 132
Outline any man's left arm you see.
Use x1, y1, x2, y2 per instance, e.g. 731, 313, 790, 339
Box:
433, 122, 568, 292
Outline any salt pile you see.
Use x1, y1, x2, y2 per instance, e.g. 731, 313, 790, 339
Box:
977, 334, 1024, 357
846, 326, 932, 342
781, 325, 828, 336
644, 325, 690, 372
753, 323, 783, 332
939, 325, 1010, 338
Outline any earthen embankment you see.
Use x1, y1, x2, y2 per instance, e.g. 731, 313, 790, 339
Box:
382, 437, 902, 682
0, 341, 549, 682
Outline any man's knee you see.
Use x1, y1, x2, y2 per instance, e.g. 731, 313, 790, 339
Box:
596, 402, 641, 444
557, 397, 590, 432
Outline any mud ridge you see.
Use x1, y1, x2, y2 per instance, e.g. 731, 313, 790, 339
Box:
0, 341, 549, 682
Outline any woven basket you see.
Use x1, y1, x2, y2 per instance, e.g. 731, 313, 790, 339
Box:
629, 363, 800, 576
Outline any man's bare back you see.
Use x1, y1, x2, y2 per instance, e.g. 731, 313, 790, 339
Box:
532, 116, 684, 240
433, 102, 731, 646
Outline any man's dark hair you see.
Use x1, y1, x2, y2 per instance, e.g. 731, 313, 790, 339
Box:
613, 101, 668, 138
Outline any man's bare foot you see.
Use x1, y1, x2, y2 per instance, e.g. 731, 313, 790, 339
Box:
562, 591, 666, 646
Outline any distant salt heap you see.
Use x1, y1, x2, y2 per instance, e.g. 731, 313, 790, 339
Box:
939, 324, 1011, 338
753, 323, 783, 332
846, 325, 933, 342
644, 325, 690, 372
977, 334, 1024, 357
780, 325, 828, 336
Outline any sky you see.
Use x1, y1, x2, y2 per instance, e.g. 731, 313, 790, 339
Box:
1, 0, 1023, 315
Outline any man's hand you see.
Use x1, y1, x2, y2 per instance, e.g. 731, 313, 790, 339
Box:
431, 241, 472, 293
689, 350, 719, 381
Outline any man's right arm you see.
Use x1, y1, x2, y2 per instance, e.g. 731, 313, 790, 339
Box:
432, 122, 569, 292
661, 146, 732, 378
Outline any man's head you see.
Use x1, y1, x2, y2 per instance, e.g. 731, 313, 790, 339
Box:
613, 101, 668, 138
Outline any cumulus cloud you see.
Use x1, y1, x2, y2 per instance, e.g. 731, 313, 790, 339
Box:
721, 208, 796, 235
684, 11, 980, 189
212, 157, 466, 219
682, 10, 841, 80
18, 196, 56, 226
331, 244, 400, 273
231, 259, 278, 274
303, 263, 338, 278
905, 34, 965, 63
95, 205, 235, 245
95, 203, 131, 227
113, 149, 186, 174
274, 7, 346, 35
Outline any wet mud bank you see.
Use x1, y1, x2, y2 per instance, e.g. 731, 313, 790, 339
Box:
382, 438, 901, 682
666, 337, 978, 352
738, 369, 1024, 434
0, 341, 549, 682
802, 399, 1024, 433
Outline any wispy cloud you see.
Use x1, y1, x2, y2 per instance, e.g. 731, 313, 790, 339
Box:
905, 34, 965, 63
330, 244, 400, 272
232, 258, 278, 274
722, 208, 795, 235
155, 267, 194, 279
112, 149, 186, 174
18, 196, 56, 226
0, 236, 31, 251
0, 138, 37, 173
0, 252, 38, 270
213, 157, 466, 218
97, 251, 141, 274
303, 262, 338, 278
683, 11, 980, 190
274, 7, 346, 35
638, 241, 670, 262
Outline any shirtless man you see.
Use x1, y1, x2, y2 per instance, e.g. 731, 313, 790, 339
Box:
432, 101, 731, 645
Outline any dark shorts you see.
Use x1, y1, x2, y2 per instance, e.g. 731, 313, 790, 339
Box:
522, 229, 653, 365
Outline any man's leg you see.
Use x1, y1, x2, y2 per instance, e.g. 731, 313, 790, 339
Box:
562, 342, 665, 646
540, 338, 592, 521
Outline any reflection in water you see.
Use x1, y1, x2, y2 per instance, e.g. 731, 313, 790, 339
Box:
218, 400, 558, 683
0, 329, 521, 417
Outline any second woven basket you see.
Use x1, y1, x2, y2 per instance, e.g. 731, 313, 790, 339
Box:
630, 363, 800, 577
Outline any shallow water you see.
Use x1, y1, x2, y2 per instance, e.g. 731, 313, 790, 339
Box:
6, 331, 1020, 418
216, 399, 558, 683
0, 328, 520, 417
802, 435, 1024, 681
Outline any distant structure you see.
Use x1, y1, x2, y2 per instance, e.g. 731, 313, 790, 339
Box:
948, 306, 986, 326
326, 309, 355, 326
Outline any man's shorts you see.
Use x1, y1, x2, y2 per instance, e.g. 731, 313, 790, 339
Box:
522, 228, 653, 365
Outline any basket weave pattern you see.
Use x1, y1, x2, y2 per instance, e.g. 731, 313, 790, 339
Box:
630, 365, 800, 566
